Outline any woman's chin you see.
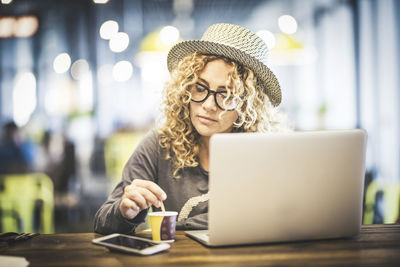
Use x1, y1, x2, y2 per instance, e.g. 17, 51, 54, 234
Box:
194, 125, 217, 137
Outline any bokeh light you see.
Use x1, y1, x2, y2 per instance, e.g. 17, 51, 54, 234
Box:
112, 61, 133, 82
99, 20, 118, 40
109, 32, 129, 53
71, 59, 90, 80
278, 15, 298, 35
13, 72, 37, 127
53, 53, 72, 74
159, 25, 180, 46
93, 0, 109, 4
77, 72, 94, 112
14, 15, 39, 37
0, 17, 16, 38
45, 77, 74, 116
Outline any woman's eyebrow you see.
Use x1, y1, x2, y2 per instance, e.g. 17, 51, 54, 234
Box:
198, 78, 227, 89
196, 81, 208, 88
198, 78, 209, 87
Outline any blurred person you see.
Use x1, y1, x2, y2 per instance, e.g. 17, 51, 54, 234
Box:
0, 121, 30, 174
89, 135, 106, 176
94, 24, 289, 234
41, 130, 76, 195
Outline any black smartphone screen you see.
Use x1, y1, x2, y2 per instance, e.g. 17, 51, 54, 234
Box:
102, 236, 155, 250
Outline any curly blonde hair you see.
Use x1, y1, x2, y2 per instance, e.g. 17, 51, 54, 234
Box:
158, 51, 289, 178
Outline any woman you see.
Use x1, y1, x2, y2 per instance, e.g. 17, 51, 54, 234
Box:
94, 23, 288, 234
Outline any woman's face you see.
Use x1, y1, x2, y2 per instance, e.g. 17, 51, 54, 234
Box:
189, 59, 239, 138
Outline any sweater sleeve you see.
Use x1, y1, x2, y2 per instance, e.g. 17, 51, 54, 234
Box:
93, 130, 159, 235
176, 213, 208, 230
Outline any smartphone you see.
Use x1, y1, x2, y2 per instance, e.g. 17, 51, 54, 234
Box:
92, 233, 170, 255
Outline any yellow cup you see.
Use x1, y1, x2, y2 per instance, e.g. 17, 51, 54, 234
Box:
149, 211, 178, 242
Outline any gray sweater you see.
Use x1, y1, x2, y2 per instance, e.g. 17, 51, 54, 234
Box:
94, 129, 209, 235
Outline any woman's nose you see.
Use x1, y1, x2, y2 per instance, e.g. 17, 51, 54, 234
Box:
202, 94, 218, 111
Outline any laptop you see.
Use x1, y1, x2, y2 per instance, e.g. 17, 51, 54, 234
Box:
185, 129, 367, 247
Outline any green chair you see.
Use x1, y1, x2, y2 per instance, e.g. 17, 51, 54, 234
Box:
104, 131, 145, 188
104, 131, 152, 230
0, 173, 54, 233
363, 179, 400, 224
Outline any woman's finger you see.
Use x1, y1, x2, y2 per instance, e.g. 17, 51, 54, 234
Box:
132, 179, 167, 201
120, 198, 140, 219
123, 185, 148, 210
135, 187, 161, 208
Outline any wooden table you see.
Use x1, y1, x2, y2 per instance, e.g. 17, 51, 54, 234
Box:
1, 224, 399, 266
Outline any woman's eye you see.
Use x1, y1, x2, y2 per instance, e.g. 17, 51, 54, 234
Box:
218, 91, 229, 99
196, 85, 206, 92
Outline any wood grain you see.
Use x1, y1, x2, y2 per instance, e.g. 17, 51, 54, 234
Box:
1, 224, 399, 266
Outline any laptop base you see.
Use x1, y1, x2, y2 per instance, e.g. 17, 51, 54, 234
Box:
185, 230, 210, 246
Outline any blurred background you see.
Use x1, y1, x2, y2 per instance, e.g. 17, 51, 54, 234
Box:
0, 0, 399, 233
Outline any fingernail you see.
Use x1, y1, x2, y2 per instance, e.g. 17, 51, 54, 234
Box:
126, 208, 135, 219
162, 193, 167, 200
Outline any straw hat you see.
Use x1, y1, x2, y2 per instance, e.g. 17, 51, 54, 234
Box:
167, 23, 281, 106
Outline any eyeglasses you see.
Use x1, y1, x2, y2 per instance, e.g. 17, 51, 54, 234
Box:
189, 83, 238, 111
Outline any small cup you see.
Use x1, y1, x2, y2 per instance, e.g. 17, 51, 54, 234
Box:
148, 211, 178, 243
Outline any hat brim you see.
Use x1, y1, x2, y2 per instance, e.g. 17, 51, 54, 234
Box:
167, 40, 281, 106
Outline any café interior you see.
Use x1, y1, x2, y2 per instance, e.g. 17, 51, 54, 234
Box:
0, 0, 399, 235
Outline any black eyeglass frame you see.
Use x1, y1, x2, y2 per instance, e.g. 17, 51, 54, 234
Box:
189, 83, 237, 111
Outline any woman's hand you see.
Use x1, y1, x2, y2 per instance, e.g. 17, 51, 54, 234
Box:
119, 179, 167, 219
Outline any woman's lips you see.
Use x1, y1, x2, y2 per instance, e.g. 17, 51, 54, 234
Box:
197, 115, 217, 124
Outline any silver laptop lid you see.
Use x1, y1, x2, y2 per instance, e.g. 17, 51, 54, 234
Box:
208, 129, 366, 246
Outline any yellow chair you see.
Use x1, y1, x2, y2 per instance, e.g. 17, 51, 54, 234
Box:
363, 179, 400, 224
0, 173, 54, 233
104, 131, 145, 187
104, 131, 151, 230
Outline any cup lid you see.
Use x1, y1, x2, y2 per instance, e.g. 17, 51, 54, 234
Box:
148, 211, 178, 216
